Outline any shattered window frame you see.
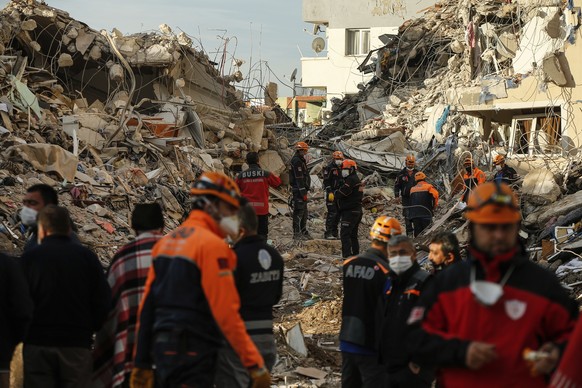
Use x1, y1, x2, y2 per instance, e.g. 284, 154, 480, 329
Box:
345, 28, 370, 56
508, 113, 562, 158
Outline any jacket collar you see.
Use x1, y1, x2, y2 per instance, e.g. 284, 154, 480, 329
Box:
234, 234, 265, 248
185, 210, 224, 238
467, 244, 523, 281
366, 247, 387, 261
390, 260, 420, 283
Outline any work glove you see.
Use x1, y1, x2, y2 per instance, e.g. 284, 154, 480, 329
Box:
303, 194, 308, 201
249, 366, 271, 388
327, 192, 335, 202
129, 368, 154, 388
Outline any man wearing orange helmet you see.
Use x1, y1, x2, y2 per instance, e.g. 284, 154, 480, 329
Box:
462, 157, 486, 202
409, 172, 439, 237
336, 159, 364, 258
394, 154, 418, 236
492, 154, 518, 185
131, 172, 270, 388
323, 151, 344, 239
339, 216, 401, 387
290, 142, 312, 239
408, 182, 578, 388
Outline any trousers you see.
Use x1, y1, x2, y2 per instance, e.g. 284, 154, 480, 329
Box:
340, 208, 362, 258
292, 194, 309, 236
341, 352, 388, 388
325, 199, 340, 237
23, 345, 92, 388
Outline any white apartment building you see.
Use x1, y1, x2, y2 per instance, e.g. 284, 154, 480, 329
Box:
301, 0, 434, 113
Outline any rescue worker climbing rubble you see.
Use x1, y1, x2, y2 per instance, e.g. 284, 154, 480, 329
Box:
461, 157, 486, 202
131, 172, 270, 388
290, 142, 312, 240
492, 154, 519, 186
323, 151, 344, 239
394, 154, 418, 236
340, 216, 402, 387
336, 159, 364, 258
408, 181, 578, 388
409, 171, 439, 237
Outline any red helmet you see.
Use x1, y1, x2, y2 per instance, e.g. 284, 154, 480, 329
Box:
370, 216, 402, 242
342, 159, 357, 169
493, 154, 505, 165
464, 181, 521, 224
295, 141, 309, 151
332, 151, 344, 160
190, 172, 241, 208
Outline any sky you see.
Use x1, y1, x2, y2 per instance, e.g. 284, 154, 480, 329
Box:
1, 0, 316, 98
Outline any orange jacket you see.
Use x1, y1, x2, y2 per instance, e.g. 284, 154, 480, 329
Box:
133, 210, 264, 370
409, 180, 439, 218
462, 167, 486, 201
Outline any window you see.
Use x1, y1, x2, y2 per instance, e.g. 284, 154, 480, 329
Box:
509, 113, 562, 156
346, 29, 370, 56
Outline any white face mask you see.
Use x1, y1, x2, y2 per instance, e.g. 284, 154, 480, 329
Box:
389, 255, 413, 275
335, 160, 342, 166
219, 215, 240, 238
407, 166, 414, 171
469, 265, 514, 306
495, 165, 502, 171
20, 206, 38, 226
341, 170, 350, 178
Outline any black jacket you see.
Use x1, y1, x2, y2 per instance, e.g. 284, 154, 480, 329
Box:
290, 152, 310, 196
394, 167, 417, 204
336, 172, 363, 211
323, 160, 342, 194
340, 248, 389, 350
0, 254, 33, 368
494, 165, 519, 185
21, 235, 111, 348
378, 261, 432, 371
234, 235, 284, 335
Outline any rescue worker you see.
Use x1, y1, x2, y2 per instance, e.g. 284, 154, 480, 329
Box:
215, 203, 284, 387
408, 172, 439, 237
394, 154, 418, 236
461, 157, 486, 202
336, 159, 363, 258
550, 315, 582, 387
290, 142, 312, 239
340, 216, 402, 387
492, 154, 519, 185
236, 151, 282, 239
378, 235, 433, 387
131, 172, 270, 388
408, 182, 578, 388
323, 151, 344, 239
428, 231, 461, 275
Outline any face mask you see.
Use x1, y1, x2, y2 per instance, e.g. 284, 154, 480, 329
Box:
495, 165, 502, 171
406, 166, 414, 171
341, 170, 350, 178
219, 215, 240, 238
335, 160, 342, 166
469, 265, 514, 306
20, 206, 38, 226
389, 255, 413, 275
465, 166, 472, 173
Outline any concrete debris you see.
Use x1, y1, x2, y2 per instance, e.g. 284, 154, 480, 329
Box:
285, 324, 308, 357
522, 168, 561, 205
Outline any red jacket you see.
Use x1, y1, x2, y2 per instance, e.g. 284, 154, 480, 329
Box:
408, 246, 578, 388
236, 164, 281, 215
551, 316, 582, 388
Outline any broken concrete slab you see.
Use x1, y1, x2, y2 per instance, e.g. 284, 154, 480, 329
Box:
525, 190, 582, 227
285, 324, 308, 357
522, 168, 561, 205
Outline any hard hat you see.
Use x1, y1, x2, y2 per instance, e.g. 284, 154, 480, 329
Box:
295, 141, 309, 151
342, 159, 357, 169
332, 151, 344, 160
464, 181, 521, 224
190, 172, 241, 208
493, 154, 505, 165
405, 154, 415, 166
370, 216, 402, 242
464, 157, 474, 166
415, 171, 427, 181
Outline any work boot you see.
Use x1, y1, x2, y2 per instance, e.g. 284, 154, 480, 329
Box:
324, 232, 335, 240
302, 232, 313, 240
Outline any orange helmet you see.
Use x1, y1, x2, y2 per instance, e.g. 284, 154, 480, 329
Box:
190, 172, 241, 208
415, 171, 426, 181
405, 154, 415, 167
464, 157, 474, 166
493, 154, 505, 165
296, 141, 309, 151
332, 151, 344, 160
342, 159, 357, 170
464, 181, 521, 224
370, 216, 402, 242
